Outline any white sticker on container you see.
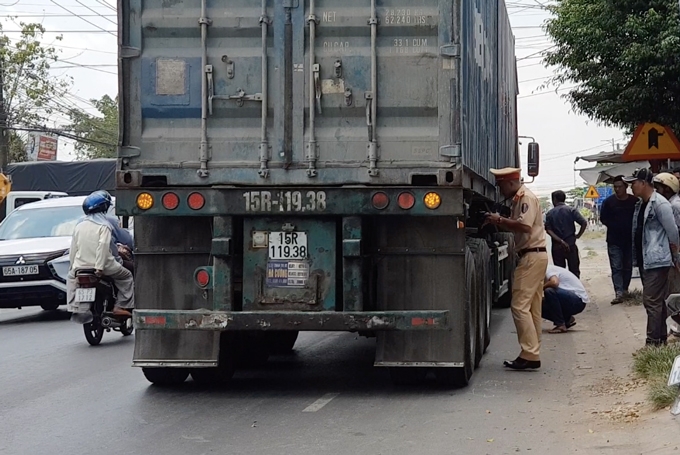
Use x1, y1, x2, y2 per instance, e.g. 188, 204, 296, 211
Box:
156, 59, 186, 96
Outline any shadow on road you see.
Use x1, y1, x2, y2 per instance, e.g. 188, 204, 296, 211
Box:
137, 307, 510, 399
0, 308, 71, 326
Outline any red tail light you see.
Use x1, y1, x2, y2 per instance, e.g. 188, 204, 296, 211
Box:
76, 275, 99, 288
162, 192, 180, 210
397, 192, 415, 210
188, 192, 205, 210
371, 192, 389, 210
195, 269, 210, 288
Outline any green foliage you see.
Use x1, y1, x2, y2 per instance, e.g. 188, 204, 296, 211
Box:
633, 344, 680, 379
579, 207, 591, 219
67, 95, 118, 159
633, 344, 680, 409
0, 21, 72, 161
568, 187, 585, 198
7, 131, 26, 162
544, 0, 680, 134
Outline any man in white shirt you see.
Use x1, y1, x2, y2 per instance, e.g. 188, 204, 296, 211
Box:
543, 264, 589, 333
67, 191, 134, 317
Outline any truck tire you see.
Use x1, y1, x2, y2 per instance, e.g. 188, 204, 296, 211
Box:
267, 331, 299, 355
41, 303, 60, 311
492, 232, 515, 309
142, 367, 189, 386
468, 238, 493, 358
435, 247, 476, 387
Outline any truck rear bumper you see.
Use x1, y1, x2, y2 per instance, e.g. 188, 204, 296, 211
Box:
133, 310, 449, 332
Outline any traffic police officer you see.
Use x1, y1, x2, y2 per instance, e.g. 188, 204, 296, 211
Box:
485, 167, 548, 370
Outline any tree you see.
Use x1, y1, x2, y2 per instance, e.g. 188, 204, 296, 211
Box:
67, 94, 118, 159
0, 21, 72, 162
7, 131, 25, 162
543, 0, 680, 134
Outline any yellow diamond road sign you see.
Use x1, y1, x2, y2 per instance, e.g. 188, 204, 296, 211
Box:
585, 186, 599, 199
622, 122, 680, 161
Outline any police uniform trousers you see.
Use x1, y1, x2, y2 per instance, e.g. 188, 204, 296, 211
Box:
511, 251, 549, 361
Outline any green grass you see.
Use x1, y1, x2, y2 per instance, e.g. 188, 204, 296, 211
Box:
633, 344, 680, 409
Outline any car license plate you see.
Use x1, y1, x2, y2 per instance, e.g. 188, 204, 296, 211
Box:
75, 288, 97, 303
268, 231, 308, 260
2, 265, 39, 276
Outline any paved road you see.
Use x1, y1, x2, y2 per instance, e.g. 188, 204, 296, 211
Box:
0, 303, 598, 455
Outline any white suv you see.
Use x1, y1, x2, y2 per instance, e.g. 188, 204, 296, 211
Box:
0, 196, 121, 311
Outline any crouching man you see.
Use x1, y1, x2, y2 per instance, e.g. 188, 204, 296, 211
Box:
542, 264, 589, 333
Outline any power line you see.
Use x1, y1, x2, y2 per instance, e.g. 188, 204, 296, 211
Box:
49, 0, 116, 36
0, 29, 116, 34
73, 0, 117, 25
7, 125, 116, 147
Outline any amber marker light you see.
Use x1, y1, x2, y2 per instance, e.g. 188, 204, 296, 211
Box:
136, 192, 154, 210
423, 192, 441, 209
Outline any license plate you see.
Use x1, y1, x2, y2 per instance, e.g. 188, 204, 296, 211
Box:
75, 288, 97, 303
2, 265, 39, 276
268, 231, 308, 260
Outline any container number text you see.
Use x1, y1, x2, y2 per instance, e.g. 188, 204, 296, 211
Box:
244, 191, 327, 212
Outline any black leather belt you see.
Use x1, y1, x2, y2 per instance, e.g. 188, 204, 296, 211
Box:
517, 247, 546, 258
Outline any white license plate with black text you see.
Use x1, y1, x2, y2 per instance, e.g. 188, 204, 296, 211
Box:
268, 232, 308, 260
2, 265, 39, 276
75, 288, 97, 303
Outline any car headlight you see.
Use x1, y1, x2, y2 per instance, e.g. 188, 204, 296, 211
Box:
48, 254, 70, 283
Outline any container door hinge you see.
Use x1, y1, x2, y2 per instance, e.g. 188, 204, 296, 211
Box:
440, 44, 460, 57
120, 46, 141, 59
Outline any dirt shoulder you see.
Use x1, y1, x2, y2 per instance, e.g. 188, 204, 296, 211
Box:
565, 234, 680, 453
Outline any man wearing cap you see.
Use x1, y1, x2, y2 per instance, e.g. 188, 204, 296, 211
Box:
624, 168, 680, 346
485, 167, 548, 370
653, 173, 680, 229
653, 172, 680, 331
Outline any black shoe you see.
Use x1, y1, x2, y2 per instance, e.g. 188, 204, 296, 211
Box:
566, 316, 576, 328
611, 297, 622, 305
503, 357, 541, 370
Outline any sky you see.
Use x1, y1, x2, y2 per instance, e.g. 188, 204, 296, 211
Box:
1, 0, 626, 196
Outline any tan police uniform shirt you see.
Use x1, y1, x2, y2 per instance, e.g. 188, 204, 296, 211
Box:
510, 184, 546, 251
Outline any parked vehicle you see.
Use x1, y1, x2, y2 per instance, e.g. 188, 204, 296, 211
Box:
116, 0, 538, 387
71, 269, 134, 345
0, 191, 68, 223
0, 196, 118, 311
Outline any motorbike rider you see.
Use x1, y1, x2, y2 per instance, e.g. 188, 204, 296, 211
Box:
105, 214, 134, 273
67, 191, 135, 317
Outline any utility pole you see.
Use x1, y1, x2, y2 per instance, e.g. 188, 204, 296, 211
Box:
0, 51, 8, 172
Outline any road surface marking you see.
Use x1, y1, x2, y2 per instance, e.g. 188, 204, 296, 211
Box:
302, 393, 339, 412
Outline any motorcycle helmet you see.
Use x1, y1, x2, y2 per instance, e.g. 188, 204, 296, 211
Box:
82, 190, 113, 215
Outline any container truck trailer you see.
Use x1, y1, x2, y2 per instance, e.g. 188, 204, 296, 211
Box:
115, 0, 540, 387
